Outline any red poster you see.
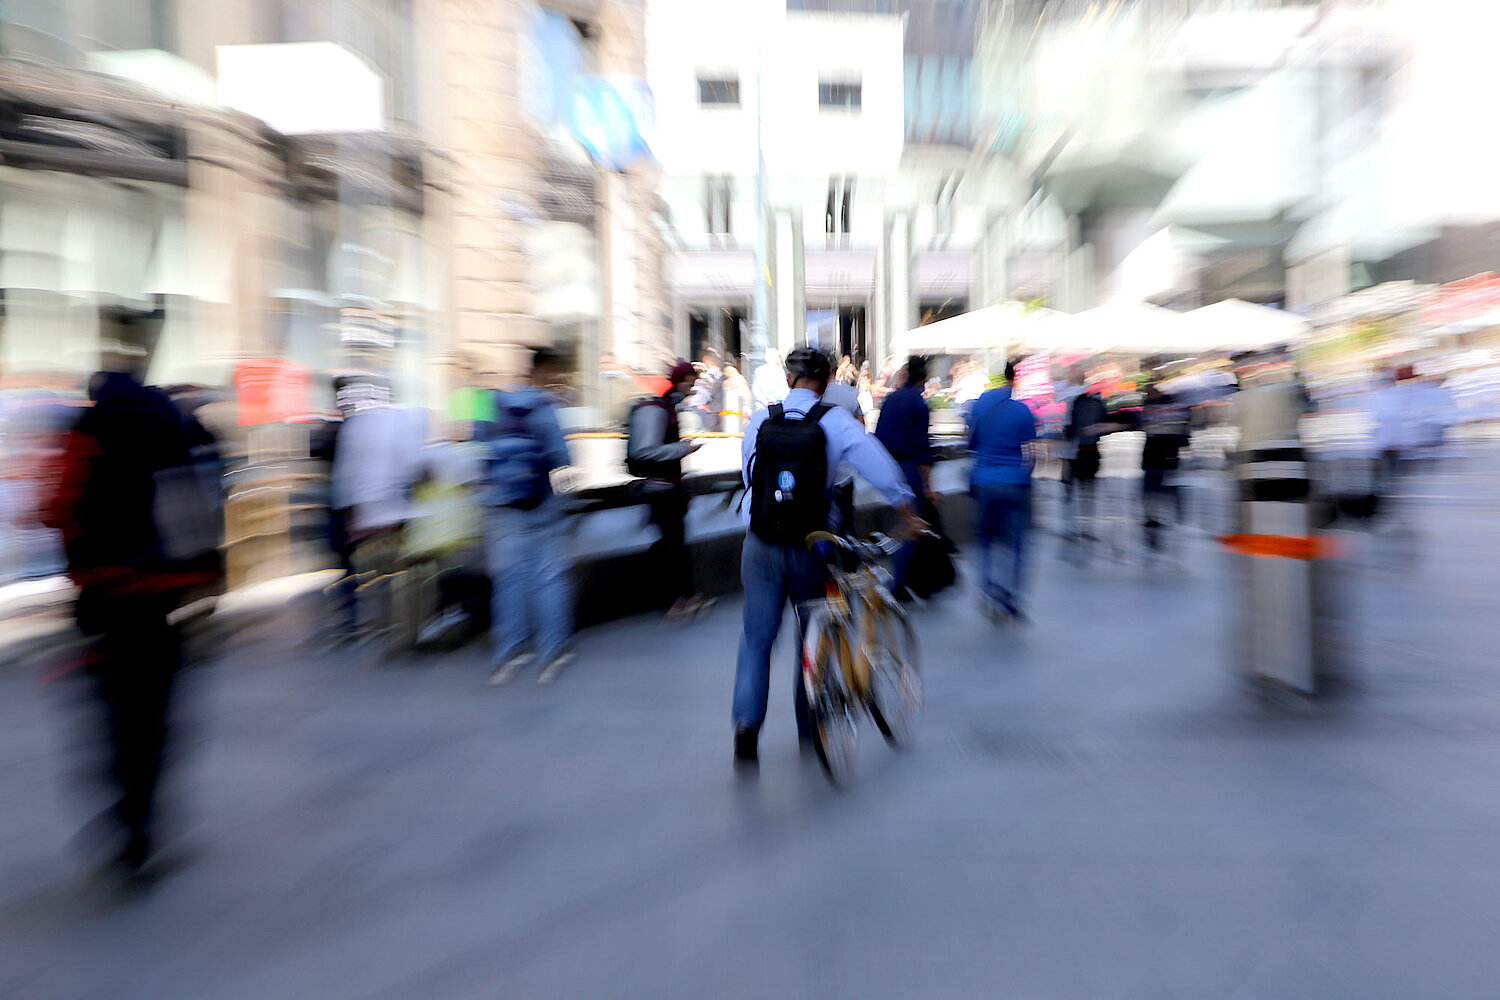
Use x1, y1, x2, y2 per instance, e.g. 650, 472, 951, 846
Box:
1013, 354, 1053, 403
236, 360, 310, 426
1423, 272, 1500, 326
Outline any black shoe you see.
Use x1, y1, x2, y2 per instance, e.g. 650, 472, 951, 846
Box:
734, 726, 759, 764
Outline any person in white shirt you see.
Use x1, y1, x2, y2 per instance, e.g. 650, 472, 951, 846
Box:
751, 348, 789, 409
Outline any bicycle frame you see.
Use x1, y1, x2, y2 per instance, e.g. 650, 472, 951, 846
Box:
803, 532, 901, 701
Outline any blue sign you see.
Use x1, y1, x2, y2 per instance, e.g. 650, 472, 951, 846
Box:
569, 76, 655, 171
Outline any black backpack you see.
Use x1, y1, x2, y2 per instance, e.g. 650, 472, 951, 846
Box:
625, 395, 680, 480
749, 403, 831, 545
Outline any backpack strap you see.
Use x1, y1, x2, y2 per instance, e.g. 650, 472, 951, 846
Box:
768, 403, 784, 421
805, 403, 832, 425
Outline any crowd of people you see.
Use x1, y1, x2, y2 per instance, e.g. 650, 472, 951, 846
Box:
18, 309, 1481, 880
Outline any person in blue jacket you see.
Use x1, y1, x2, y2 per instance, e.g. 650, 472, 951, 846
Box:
968, 359, 1039, 621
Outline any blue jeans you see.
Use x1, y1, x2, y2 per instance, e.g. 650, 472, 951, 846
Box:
975, 483, 1031, 614
484, 501, 573, 666
732, 533, 827, 737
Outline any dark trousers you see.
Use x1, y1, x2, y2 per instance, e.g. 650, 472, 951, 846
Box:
82, 593, 181, 865
891, 463, 927, 595
975, 483, 1032, 612
1065, 446, 1101, 539
327, 507, 358, 635
647, 486, 693, 606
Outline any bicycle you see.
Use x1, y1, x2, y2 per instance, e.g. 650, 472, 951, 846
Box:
800, 530, 923, 786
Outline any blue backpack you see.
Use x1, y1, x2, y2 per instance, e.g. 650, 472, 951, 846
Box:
479, 395, 551, 510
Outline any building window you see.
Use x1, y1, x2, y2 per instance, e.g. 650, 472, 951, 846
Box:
818, 81, 862, 111
697, 76, 741, 106
826, 176, 854, 238
935, 172, 960, 239
522, 9, 586, 132
705, 176, 733, 238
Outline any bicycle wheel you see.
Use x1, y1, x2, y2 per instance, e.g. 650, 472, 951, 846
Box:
802, 608, 858, 786
866, 598, 922, 748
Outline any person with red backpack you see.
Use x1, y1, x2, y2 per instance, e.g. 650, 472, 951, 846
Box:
731, 346, 924, 767
627, 358, 712, 620
477, 348, 575, 686
42, 313, 224, 878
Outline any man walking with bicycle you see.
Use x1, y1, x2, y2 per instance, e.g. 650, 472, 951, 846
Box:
732, 345, 923, 766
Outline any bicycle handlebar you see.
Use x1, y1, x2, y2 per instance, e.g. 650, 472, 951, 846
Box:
805, 531, 904, 564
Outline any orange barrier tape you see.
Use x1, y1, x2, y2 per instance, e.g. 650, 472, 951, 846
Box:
1219, 533, 1339, 560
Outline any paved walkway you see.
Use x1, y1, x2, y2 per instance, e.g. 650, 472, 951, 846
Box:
2, 453, 1500, 998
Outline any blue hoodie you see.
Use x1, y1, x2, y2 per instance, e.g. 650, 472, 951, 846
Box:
968, 386, 1038, 488
476, 386, 572, 508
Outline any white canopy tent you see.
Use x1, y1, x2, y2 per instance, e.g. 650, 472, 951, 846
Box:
1178, 298, 1312, 352
895, 298, 1310, 364
893, 302, 1060, 358
1020, 302, 1186, 355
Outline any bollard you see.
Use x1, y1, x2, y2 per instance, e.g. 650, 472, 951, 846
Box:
1223, 440, 1326, 696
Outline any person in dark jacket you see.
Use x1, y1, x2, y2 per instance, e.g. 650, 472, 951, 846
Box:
1139, 386, 1191, 553
875, 356, 936, 599
627, 358, 708, 620
1064, 373, 1109, 545
43, 320, 222, 878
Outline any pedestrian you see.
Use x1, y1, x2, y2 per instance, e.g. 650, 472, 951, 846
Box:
42, 313, 224, 878
732, 345, 923, 766
478, 347, 576, 685
820, 377, 866, 535
752, 347, 789, 409
968, 360, 1039, 622
873, 355, 899, 404
627, 358, 712, 621
856, 372, 876, 428
875, 356, 936, 600
1139, 385, 1190, 554
953, 360, 989, 424
329, 375, 427, 649
691, 348, 726, 432
722, 364, 752, 433
309, 400, 353, 644
1064, 369, 1109, 545
836, 355, 857, 386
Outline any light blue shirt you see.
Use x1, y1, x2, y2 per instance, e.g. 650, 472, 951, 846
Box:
740, 387, 914, 526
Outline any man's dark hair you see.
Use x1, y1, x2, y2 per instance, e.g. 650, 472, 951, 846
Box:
1004, 359, 1018, 385
531, 346, 570, 372
785, 345, 833, 383
907, 356, 929, 385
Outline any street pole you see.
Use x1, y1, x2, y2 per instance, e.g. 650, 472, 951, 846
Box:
750, 17, 770, 380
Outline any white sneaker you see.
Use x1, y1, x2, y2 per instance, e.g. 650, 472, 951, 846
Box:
488, 653, 532, 686
536, 651, 576, 685
418, 607, 467, 646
